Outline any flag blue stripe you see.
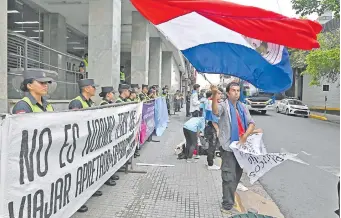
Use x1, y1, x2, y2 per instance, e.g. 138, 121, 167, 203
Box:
182, 42, 293, 93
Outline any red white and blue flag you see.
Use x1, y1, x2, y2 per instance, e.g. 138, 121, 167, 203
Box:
131, 0, 322, 92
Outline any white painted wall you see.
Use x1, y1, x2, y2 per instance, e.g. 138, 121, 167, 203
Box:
302, 74, 340, 108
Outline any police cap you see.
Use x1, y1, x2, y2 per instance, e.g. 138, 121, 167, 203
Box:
99, 86, 114, 97
78, 79, 99, 88
23, 69, 53, 83
119, 84, 131, 91
131, 84, 140, 89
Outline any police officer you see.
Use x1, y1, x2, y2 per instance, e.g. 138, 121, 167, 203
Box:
130, 84, 141, 102
139, 84, 150, 102
120, 66, 126, 84
98, 86, 121, 184
116, 84, 131, 103
99, 87, 115, 105
126, 89, 137, 102
68, 79, 107, 212
12, 69, 54, 114
69, 79, 98, 110
79, 53, 88, 79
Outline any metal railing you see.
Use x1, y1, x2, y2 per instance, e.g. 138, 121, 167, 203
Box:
7, 31, 85, 100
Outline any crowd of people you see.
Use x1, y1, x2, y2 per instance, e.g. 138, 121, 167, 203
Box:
180, 82, 263, 216
11, 69, 174, 214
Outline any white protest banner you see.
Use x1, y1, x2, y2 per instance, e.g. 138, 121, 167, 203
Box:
0, 103, 142, 218
229, 133, 295, 184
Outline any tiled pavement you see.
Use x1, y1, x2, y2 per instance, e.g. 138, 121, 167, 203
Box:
71, 111, 277, 218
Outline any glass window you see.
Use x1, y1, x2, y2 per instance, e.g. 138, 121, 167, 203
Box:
7, 0, 44, 43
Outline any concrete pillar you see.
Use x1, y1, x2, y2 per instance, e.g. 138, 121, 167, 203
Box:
148, 37, 162, 86
43, 13, 67, 99
161, 51, 172, 89
88, 0, 121, 102
0, 0, 8, 113
131, 12, 149, 85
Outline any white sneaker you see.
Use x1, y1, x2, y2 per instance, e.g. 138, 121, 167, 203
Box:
237, 183, 248, 192
207, 165, 220, 170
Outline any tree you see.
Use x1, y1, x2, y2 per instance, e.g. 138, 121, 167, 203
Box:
291, 0, 340, 18
303, 29, 340, 85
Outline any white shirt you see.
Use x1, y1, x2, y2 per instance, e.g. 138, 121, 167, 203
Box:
190, 91, 200, 112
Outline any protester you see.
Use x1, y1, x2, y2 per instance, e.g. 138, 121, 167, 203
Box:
182, 116, 205, 163
204, 89, 222, 170
211, 82, 256, 216
190, 84, 200, 117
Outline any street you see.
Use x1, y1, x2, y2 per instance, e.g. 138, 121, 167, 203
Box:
253, 111, 340, 218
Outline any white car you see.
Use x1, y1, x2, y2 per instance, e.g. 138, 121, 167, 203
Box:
276, 98, 310, 118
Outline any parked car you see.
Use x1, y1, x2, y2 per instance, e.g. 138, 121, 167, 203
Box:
276, 98, 310, 117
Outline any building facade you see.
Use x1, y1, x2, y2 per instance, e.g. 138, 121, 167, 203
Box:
1, 0, 195, 113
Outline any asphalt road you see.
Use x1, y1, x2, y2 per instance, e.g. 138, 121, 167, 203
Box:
252, 111, 340, 218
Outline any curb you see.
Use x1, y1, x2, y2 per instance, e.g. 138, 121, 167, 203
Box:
309, 114, 328, 121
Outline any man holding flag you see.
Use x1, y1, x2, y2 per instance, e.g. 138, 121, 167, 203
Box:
211, 82, 255, 215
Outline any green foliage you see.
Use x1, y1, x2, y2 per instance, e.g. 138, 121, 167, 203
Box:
288, 48, 308, 69
303, 29, 340, 85
291, 0, 340, 18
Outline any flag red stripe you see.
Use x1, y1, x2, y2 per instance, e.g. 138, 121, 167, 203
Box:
131, 0, 322, 50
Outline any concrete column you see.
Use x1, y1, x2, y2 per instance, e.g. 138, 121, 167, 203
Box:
148, 37, 162, 86
0, 0, 8, 113
131, 12, 149, 85
161, 51, 172, 89
88, 0, 121, 102
43, 13, 67, 99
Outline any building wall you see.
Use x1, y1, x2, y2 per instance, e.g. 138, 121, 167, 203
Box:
302, 74, 340, 108
171, 57, 180, 92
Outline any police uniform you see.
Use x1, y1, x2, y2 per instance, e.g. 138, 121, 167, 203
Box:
116, 84, 130, 103
12, 70, 54, 114
69, 79, 98, 110
99, 87, 115, 105
131, 84, 141, 102
120, 66, 126, 84
139, 84, 150, 102
127, 89, 137, 102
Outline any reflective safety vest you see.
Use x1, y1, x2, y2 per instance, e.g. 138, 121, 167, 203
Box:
143, 93, 150, 101
100, 100, 109, 106
120, 71, 125, 81
135, 95, 141, 102
71, 96, 91, 109
83, 59, 88, 67
116, 96, 125, 103
21, 97, 54, 112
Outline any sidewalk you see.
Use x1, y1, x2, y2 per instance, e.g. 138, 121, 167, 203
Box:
310, 112, 340, 124
72, 111, 283, 218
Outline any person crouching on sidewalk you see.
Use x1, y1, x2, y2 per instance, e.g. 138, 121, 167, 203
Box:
183, 116, 205, 163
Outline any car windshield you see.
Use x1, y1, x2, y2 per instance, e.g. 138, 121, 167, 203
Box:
251, 92, 273, 97
288, 100, 304, 105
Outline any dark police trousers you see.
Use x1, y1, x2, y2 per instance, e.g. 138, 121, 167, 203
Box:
183, 128, 197, 159
220, 147, 243, 210
204, 123, 218, 166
